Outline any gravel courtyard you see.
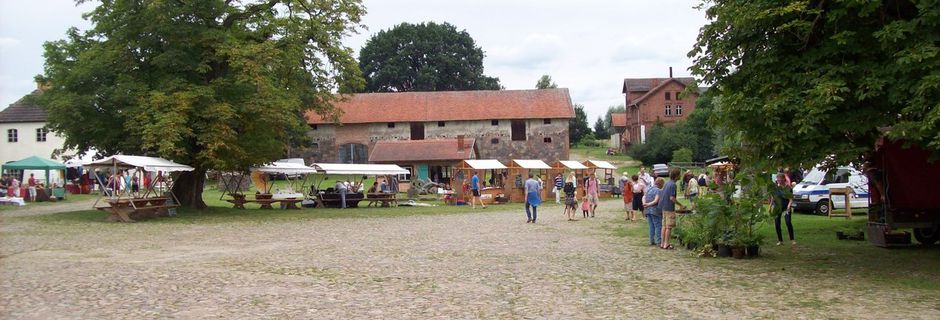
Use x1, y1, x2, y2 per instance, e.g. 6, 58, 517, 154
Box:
2, 200, 938, 319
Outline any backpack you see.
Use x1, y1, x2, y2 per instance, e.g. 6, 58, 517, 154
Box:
697, 176, 707, 187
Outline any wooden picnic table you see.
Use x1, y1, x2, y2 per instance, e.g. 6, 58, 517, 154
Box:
366, 193, 398, 207
98, 197, 176, 222
225, 196, 304, 209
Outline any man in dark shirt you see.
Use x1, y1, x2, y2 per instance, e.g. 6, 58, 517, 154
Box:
658, 168, 684, 249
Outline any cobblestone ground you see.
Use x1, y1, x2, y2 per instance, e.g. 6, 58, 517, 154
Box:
1, 200, 938, 319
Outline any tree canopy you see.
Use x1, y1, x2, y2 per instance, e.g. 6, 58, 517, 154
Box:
358, 22, 501, 92
593, 116, 610, 139
569, 104, 591, 145
690, 0, 940, 167
535, 75, 557, 89
38, 0, 366, 208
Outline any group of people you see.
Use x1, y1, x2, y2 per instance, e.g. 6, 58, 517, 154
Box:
1, 173, 42, 202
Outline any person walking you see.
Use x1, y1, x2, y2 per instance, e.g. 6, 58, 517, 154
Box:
639, 166, 654, 187
643, 178, 663, 246
553, 173, 564, 204
622, 172, 635, 221
771, 173, 796, 245
659, 169, 684, 250
471, 172, 486, 209
335, 180, 348, 209
27, 173, 38, 202
697, 170, 709, 195
563, 182, 577, 221
9, 176, 20, 198
631, 175, 645, 221
686, 172, 699, 208
586, 174, 600, 217
524, 174, 541, 223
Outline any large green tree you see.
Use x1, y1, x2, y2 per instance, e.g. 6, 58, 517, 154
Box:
690, 0, 940, 167
569, 104, 591, 145
358, 22, 501, 92
593, 116, 610, 139
38, 0, 365, 209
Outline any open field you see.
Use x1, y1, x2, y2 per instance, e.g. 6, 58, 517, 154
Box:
2, 197, 939, 319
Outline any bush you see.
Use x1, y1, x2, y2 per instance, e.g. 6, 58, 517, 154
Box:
672, 148, 693, 163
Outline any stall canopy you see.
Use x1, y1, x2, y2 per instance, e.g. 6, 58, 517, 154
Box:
461, 159, 508, 170
584, 160, 617, 170
252, 161, 318, 175
555, 160, 589, 170
311, 163, 410, 175
2, 156, 67, 190
511, 159, 551, 169
85, 155, 194, 172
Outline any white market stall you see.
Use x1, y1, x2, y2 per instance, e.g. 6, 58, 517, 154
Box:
452, 159, 509, 205
84, 155, 194, 222
583, 160, 619, 198
507, 159, 552, 202
309, 163, 411, 208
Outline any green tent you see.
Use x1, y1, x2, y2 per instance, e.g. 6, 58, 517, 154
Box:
2, 156, 67, 199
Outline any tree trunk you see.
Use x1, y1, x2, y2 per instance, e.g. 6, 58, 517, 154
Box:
173, 167, 208, 209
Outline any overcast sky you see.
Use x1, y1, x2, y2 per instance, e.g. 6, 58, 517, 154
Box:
0, 0, 709, 122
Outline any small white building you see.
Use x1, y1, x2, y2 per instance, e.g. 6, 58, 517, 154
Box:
0, 90, 67, 165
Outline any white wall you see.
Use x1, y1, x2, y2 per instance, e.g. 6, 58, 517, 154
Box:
0, 122, 66, 164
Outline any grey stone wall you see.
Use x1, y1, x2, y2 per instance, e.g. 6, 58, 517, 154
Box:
303, 119, 570, 163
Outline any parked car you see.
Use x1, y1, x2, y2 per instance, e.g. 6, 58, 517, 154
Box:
653, 164, 670, 177
791, 166, 869, 215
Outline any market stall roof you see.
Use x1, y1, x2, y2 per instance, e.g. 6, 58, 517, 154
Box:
85, 155, 194, 172
583, 160, 617, 170
63, 151, 99, 168
2, 155, 66, 170
510, 159, 551, 169
311, 163, 410, 175
555, 160, 589, 170
461, 159, 508, 170
252, 161, 319, 174
709, 161, 732, 168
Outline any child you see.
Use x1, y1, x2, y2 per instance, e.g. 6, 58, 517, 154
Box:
581, 196, 590, 218
563, 182, 577, 221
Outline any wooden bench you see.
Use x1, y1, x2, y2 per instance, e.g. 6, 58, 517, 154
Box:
98, 197, 177, 222
366, 193, 398, 207
278, 198, 303, 209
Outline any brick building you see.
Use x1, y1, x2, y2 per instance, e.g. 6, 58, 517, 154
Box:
612, 68, 700, 149
303, 88, 575, 182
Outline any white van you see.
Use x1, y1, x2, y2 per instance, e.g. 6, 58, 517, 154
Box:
791, 166, 869, 215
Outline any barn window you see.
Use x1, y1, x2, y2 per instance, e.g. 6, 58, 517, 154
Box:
338, 143, 368, 164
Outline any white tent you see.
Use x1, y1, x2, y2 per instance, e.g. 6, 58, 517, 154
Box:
311, 163, 410, 175
63, 150, 99, 168
462, 159, 508, 170
510, 159, 551, 169
584, 160, 617, 170
85, 155, 194, 172
252, 161, 319, 175
556, 160, 589, 170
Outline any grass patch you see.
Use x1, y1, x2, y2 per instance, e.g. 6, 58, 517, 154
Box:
605, 212, 940, 293
0, 193, 98, 211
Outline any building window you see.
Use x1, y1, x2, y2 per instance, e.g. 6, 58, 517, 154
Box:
511, 120, 526, 141
410, 122, 425, 140
7, 129, 17, 142
676, 105, 683, 116
543, 118, 551, 124
310, 124, 318, 130
398, 166, 413, 182
437, 121, 445, 127
387, 122, 395, 128
338, 143, 368, 164
36, 128, 48, 142
491, 138, 499, 144
665, 105, 672, 116
543, 137, 552, 143
491, 120, 499, 126
665, 92, 671, 100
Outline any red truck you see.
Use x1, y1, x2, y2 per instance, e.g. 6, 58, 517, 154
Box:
866, 138, 940, 246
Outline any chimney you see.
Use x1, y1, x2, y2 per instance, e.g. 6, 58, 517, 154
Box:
669, 67, 673, 78
457, 135, 465, 151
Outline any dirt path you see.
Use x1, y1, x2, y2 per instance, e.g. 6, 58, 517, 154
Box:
1, 200, 937, 319
0, 198, 98, 218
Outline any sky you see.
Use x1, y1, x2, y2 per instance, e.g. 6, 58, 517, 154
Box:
0, 0, 709, 122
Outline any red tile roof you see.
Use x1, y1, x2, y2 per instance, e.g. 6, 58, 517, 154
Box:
307, 88, 574, 124
610, 113, 627, 128
624, 78, 698, 106
368, 138, 477, 163
622, 77, 695, 93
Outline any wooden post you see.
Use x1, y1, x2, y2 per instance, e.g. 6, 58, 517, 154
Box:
828, 187, 853, 219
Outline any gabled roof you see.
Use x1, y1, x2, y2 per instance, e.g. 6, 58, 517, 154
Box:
622, 77, 695, 93
0, 90, 47, 123
611, 113, 627, 128
368, 138, 477, 163
307, 88, 574, 125
624, 78, 698, 106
